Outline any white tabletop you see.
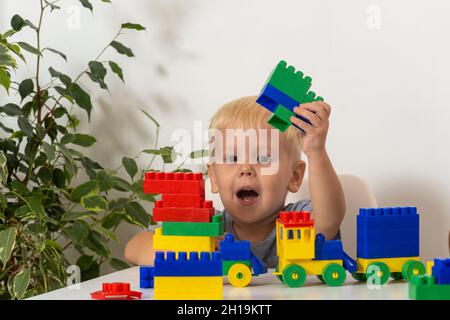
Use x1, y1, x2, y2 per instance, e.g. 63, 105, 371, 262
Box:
28, 266, 409, 300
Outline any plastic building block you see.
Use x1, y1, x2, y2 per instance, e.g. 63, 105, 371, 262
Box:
356, 256, 422, 273
154, 251, 223, 276
342, 252, 358, 273
143, 171, 204, 195
277, 211, 314, 228
155, 291, 222, 300
154, 276, 223, 293
219, 234, 252, 261
222, 260, 251, 275
152, 201, 215, 223
161, 193, 205, 208
432, 258, 450, 284
249, 251, 268, 275
257, 82, 300, 112
140, 266, 155, 288
90, 282, 142, 300
267, 104, 296, 132
427, 260, 434, 275
314, 233, 344, 260
162, 215, 224, 237
357, 207, 419, 259
409, 275, 450, 300
153, 227, 215, 252
263, 60, 313, 102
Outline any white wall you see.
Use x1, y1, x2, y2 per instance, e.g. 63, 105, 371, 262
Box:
1, 0, 449, 274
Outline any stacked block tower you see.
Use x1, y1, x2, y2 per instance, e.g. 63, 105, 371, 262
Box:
141, 171, 224, 300
256, 60, 324, 132
409, 258, 450, 300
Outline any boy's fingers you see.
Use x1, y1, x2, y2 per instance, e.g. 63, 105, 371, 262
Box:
290, 116, 313, 134
293, 107, 321, 127
298, 102, 331, 120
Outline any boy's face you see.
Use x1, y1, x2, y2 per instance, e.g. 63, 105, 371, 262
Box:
207, 123, 306, 225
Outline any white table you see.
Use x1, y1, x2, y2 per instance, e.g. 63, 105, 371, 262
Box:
29, 267, 410, 300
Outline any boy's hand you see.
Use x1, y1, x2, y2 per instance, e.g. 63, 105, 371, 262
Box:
290, 101, 331, 157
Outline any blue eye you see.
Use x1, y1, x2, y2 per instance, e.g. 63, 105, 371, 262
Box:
258, 155, 271, 165
224, 155, 238, 163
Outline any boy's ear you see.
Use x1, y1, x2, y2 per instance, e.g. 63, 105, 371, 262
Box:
207, 163, 220, 193
287, 160, 306, 193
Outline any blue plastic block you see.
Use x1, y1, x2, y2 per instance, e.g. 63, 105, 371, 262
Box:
219, 234, 252, 261
357, 207, 420, 259
249, 252, 268, 276
140, 266, 155, 288
342, 252, 358, 273
314, 234, 344, 260
432, 258, 450, 284
154, 251, 223, 277
256, 83, 312, 131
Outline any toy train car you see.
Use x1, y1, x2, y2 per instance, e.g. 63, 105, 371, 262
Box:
274, 207, 425, 287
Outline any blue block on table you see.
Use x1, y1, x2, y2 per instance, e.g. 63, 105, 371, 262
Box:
154, 251, 223, 277
432, 258, 450, 284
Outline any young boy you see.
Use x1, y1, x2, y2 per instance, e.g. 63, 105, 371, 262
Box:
124, 96, 345, 268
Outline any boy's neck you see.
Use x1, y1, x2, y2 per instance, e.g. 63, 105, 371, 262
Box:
232, 209, 281, 243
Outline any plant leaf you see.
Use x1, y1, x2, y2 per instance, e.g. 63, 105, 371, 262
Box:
11, 15, 25, 31
17, 116, 33, 137
71, 180, 98, 202
69, 84, 92, 120
17, 42, 41, 56
189, 149, 208, 159
18, 79, 34, 101
61, 211, 94, 221
72, 220, 90, 242
87, 61, 107, 90
108, 61, 124, 82
125, 201, 150, 228
28, 196, 46, 223
110, 40, 134, 57
72, 133, 96, 147
0, 227, 17, 269
121, 23, 146, 31
80, 195, 108, 212
0, 103, 23, 116
122, 157, 137, 180
43, 47, 67, 61
0, 68, 10, 93
78, 0, 93, 12
110, 258, 131, 271
12, 268, 30, 299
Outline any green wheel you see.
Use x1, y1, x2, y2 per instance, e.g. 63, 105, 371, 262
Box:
322, 263, 347, 286
402, 260, 425, 281
390, 272, 403, 280
317, 275, 325, 283
366, 262, 390, 285
282, 264, 307, 288
351, 272, 367, 282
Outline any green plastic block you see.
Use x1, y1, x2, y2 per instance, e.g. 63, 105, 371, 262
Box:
267, 104, 295, 132
302, 90, 324, 103
409, 275, 450, 300
222, 260, 251, 275
264, 60, 312, 102
162, 214, 224, 237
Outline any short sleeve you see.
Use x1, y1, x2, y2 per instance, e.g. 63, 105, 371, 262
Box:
285, 199, 313, 213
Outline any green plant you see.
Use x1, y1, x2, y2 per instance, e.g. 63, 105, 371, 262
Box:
0, 0, 206, 299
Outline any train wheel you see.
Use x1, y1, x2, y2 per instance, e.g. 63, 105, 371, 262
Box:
390, 272, 403, 280
366, 262, 390, 285
282, 264, 307, 288
228, 263, 252, 288
275, 265, 284, 283
402, 260, 425, 281
351, 273, 367, 282
322, 263, 347, 286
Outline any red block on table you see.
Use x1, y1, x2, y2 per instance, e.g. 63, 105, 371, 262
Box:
277, 211, 314, 228
143, 172, 204, 195
161, 193, 205, 208
152, 200, 214, 222
90, 282, 142, 300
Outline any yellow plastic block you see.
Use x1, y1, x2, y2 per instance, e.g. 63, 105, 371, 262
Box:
356, 257, 421, 273
153, 227, 215, 252
154, 276, 223, 293
427, 261, 434, 275
155, 292, 222, 300
274, 259, 343, 276
276, 221, 316, 260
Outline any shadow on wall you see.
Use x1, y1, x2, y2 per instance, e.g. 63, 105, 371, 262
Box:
375, 177, 449, 261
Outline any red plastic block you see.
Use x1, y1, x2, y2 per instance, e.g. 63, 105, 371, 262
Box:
143, 172, 204, 195
90, 282, 142, 300
153, 200, 215, 222
162, 193, 205, 208
277, 211, 314, 228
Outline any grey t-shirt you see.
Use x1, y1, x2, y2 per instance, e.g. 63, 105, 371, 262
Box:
219, 200, 341, 269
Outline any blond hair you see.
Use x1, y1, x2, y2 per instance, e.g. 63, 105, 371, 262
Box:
209, 96, 303, 159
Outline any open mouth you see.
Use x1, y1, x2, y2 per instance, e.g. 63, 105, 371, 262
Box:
236, 187, 260, 206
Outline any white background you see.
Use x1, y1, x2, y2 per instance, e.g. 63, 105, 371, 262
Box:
1, 0, 449, 274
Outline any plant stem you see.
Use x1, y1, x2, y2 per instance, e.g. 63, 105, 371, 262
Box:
36, 0, 45, 123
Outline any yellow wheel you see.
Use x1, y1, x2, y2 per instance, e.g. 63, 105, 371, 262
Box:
228, 263, 252, 288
